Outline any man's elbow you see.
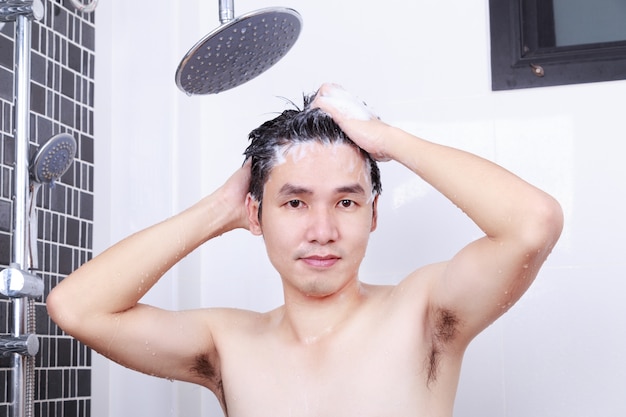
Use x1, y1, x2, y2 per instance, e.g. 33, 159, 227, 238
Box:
522, 194, 564, 255
46, 285, 83, 338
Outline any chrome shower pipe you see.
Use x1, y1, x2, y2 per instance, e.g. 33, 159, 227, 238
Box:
1, 2, 43, 417
12, 13, 33, 417
11, 13, 32, 417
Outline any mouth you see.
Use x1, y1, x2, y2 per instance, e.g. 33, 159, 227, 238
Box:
299, 254, 340, 268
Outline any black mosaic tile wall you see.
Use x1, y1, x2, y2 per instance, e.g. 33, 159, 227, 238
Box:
0, 1, 94, 416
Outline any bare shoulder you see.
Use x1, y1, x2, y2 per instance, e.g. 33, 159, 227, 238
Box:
384, 263, 447, 310
202, 306, 284, 353
339, 266, 448, 328
352, 266, 447, 339
205, 306, 275, 334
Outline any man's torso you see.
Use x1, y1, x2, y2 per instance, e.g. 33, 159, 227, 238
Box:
206, 278, 464, 417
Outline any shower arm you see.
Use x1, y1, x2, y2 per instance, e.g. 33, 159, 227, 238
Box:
218, 0, 234, 23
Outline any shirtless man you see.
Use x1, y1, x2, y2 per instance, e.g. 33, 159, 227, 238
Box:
47, 83, 563, 416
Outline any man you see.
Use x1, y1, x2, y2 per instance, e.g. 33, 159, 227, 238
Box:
47, 83, 563, 416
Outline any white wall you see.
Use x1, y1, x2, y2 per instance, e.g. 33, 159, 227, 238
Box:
94, 1, 626, 416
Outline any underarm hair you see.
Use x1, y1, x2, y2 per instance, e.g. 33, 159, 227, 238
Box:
426, 308, 460, 386
192, 354, 227, 412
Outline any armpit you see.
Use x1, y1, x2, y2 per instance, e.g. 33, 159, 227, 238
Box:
191, 353, 218, 380
426, 308, 460, 386
191, 354, 227, 412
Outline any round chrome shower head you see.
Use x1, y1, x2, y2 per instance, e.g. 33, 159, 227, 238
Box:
175, 7, 302, 95
30, 133, 77, 184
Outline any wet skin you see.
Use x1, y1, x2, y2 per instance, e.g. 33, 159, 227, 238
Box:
209, 142, 462, 416
46, 84, 563, 417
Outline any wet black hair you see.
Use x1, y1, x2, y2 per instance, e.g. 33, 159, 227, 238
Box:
244, 94, 382, 205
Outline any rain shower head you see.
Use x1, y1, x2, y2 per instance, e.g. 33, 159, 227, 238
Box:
175, 6, 302, 95
29, 133, 77, 184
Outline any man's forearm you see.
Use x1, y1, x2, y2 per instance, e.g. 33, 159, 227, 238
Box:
383, 126, 561, 241
47, 190, 238, 330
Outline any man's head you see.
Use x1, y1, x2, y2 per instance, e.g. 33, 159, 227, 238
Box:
244, 94, 382, 207
243, 95, 382, 297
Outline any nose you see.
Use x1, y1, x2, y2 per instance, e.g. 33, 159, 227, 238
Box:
305, 207, 339, 245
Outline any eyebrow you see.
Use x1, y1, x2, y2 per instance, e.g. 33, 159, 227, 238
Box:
277, 183, 312, 198
277, 183, 366, 198
336, 184, 366, 195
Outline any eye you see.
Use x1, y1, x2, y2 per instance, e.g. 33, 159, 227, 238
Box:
287, 200, 303, 208
338, 199, 355, 208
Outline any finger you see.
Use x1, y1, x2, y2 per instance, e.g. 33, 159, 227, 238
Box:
312, 84, 376, 121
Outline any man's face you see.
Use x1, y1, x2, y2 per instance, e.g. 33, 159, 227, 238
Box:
247, 142, 378, 299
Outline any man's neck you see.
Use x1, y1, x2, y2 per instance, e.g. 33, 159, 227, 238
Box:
279, 279, 367, 345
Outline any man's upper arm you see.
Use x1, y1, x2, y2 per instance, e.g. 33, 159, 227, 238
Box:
82, 304, 221, 389
428, 233, 552, 346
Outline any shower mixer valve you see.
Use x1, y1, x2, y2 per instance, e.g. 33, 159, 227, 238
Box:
0, 334, 39, 357
0, 263, 44, 299
0, 0, 44, 22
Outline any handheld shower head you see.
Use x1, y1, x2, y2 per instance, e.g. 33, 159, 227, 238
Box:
175, 6, 302, 95
30, 132, 77, 185
26, 133, 76, 270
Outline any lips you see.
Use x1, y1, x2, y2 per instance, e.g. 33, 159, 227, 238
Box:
300, 255, 340, 268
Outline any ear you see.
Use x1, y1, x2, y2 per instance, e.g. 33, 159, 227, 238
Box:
246, 193, 263, 236
370, 195, 379, 232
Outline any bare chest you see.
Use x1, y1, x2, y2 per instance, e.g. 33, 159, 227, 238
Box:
219, 325, 443, 417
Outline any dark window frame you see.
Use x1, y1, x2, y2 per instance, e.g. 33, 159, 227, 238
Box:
489, 0, 626, 90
